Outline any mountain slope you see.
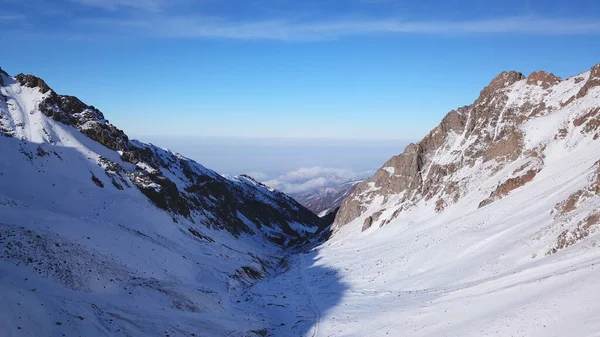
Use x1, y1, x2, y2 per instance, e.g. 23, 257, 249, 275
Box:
0, 68, 324, 336
335, 63, 600, 241
290, 180, 361, 217
290, 63, 600, 336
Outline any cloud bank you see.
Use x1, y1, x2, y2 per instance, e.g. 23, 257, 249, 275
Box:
262, 167, 372, 194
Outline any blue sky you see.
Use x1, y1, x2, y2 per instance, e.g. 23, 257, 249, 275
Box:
1, 0, 599, 140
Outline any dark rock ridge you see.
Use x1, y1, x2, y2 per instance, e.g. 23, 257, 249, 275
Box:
16, 73, 52, 94
2, 69, 324, 242
334, 61, 600, 247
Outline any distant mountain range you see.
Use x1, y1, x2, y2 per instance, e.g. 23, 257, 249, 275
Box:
290, 180, 362, 217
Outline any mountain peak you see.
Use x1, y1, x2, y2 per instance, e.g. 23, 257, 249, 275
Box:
589, 62, 600, 81
526, 70, 561, 88
490, 70, 526, 88
15, 73, 53, 94
0, 67, 7, 86
478, 70, 525, 99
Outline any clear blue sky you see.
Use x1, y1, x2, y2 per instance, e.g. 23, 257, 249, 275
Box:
1, 0, 599, 139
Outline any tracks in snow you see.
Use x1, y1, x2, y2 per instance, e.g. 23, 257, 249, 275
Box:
299, 254, 321, 337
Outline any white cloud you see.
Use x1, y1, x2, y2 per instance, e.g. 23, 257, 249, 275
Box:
86, 15, 600, 40
264, 167, 372, 194
69, 0, 168, 11
0, 12, 27, 21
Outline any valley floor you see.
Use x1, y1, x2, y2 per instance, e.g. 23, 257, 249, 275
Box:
232, 252, 345, 337
236, 229, 600, 337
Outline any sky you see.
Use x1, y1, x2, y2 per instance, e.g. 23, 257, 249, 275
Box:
1, 0, 599, 190
1, 0, 599, 140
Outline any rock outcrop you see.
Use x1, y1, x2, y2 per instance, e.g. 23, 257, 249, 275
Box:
526, 71, 561, 89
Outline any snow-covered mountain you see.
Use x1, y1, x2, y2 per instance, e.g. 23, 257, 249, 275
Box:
0, 68, 326, 336
305, 62, 600, 336
4, 60, 600, 337
290, 180, 361, 217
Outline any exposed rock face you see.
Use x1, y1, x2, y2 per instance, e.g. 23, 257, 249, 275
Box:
573, 107, 600, 139
1, 69, 324, 242
15, 73, 52, 94
334, 144, 423, 226
549, 212, 600, 254
334, 70, 531, 229
526, 71, 561, 89
554, 160, 600, 222
361, 210, 382, 232
362, 216, 373, 231
334, 61, 600, 252
478, 169, 539, 208
0, 68, 6, 86
576, 63, 600, 99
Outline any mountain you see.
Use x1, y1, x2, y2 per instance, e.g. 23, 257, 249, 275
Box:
335, 64, 600, 234
290, 180, 361, 217
3, 60, 600, 337
304, 62, 600, 336
0, 68, 326, 336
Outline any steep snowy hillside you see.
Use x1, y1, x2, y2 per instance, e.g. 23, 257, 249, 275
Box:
291, 180, 361, 217
295, 62, 600, 336
0, 67, 326, 336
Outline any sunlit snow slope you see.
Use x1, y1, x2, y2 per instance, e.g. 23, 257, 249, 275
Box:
297, 63, 600, 336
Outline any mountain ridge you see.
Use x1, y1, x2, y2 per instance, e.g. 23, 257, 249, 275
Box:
1, 68, 324, 240
335, 62, 600, 244
0, 67, 332, 336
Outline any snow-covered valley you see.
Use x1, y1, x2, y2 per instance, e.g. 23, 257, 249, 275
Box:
2, 61, 600, 337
